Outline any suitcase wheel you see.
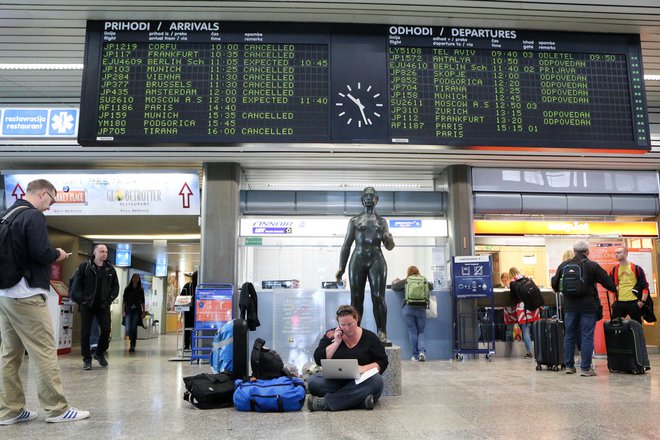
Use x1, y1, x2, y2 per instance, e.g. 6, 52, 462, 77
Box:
631, 370, 638, 375
535, 365, 542, 371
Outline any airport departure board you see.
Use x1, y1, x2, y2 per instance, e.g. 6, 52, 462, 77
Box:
79, 21, 650, 150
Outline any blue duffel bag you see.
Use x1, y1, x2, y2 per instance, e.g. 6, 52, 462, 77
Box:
233, 376, 306, 412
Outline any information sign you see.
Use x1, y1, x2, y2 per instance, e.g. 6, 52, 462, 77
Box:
452, 255, 493, 298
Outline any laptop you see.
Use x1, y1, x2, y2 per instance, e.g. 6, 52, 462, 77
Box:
321, 358, 360, 379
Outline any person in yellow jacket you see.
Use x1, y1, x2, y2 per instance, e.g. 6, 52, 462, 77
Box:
608, 246, 650, 325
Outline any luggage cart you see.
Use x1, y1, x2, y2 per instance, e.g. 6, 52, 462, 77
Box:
191, 283, 234, 364
451, 255, 495, 361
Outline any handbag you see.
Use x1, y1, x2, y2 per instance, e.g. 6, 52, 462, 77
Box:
183, 372, 235, 409
426, 295, 438, 319
233, 376, 306, 412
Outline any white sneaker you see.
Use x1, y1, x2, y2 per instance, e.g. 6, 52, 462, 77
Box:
410, 356, 417, 361
418, 352, 426, 362
45, 407, 89, 423
0, 409, 37, 425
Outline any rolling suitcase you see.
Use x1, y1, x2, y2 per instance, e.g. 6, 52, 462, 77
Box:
232, 318, 250, 380
533, 318, 565, 371
604, 318, 650, 374
210, 318, 250, 380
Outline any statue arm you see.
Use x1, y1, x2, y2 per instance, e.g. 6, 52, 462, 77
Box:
381, 219, 395, 251
336, 219, 355, 281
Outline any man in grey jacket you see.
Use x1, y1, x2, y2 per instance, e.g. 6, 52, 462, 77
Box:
0, 179, 89, 424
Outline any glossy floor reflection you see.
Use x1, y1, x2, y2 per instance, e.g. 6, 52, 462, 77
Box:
3, 334, 659, 439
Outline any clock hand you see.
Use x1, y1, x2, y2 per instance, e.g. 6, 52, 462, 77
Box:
346, 93, 369, 125
346, 93, 365, 110
358, 106, 369, 125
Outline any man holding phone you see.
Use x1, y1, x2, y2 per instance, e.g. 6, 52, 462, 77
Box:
0, 179, 89, 424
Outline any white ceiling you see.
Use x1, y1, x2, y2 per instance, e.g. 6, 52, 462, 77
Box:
1, 0, 660, 273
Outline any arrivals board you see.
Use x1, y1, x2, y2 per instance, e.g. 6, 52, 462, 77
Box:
79, 21, 650, 150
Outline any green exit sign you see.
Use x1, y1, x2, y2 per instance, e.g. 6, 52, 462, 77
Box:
245, 237, 263, 246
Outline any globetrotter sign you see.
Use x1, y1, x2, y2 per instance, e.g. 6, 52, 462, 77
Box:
3, 171, 200, 216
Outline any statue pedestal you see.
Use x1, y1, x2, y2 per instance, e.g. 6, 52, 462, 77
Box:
382, 345, 401, 396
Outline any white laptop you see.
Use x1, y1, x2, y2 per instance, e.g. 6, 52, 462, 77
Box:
321, 358, 360, 379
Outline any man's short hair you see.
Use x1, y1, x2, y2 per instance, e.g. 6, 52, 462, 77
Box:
573, 240, 589, 255
26, 179, 57, 195
93, 243, 108, 253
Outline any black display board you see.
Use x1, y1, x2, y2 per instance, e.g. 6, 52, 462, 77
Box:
79, 21, 650, 150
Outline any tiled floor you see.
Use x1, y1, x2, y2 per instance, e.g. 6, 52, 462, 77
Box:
3, 334, 659, 439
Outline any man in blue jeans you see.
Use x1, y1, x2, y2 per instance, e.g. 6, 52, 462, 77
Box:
551, 240, 617, 377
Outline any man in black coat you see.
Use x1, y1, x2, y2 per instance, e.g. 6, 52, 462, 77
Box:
71, 243, 119, 370
551, 240, 617, 377
0, 179, 89, 424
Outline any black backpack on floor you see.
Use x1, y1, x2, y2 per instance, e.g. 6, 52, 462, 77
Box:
251, 338, 287, 380
183, 372, 235, 409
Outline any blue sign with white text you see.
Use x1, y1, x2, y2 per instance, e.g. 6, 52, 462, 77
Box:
452, 255, 493, 298
155, 256, 168, 277
0, 108, 79, 137
116, 244, 132, 267
252, 227, 292, 234
2, 109, 48, 136
389, 219, 422, 228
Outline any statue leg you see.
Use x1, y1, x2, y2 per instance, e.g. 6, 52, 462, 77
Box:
349, 258, 368, 326
369, 260, 388, 342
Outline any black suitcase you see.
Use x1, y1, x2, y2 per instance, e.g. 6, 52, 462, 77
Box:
533, 318, 565, 371
604, 318, 650, 375
232, 318, 250, 380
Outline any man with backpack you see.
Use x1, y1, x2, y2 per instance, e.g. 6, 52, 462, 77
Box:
0, 179, 89, 424
391, 266, 432, 362
551, 240, 617, 377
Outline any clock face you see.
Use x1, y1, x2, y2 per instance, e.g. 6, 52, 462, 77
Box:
336, 83, 384, 128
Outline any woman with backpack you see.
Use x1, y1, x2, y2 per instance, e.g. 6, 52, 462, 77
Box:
392, 266, 431, 362
508, 267, 542, 359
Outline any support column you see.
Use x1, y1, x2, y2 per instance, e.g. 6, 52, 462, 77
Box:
446, 165, 474, 257
443, 165, 478, 352
200, 163, 241, 287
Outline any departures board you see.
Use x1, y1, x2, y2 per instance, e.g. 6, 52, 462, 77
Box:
78, 21, 650, 150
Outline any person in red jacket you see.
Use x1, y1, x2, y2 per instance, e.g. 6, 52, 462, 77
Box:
608, 246, 650, 325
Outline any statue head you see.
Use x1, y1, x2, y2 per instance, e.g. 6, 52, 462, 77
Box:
361, 186, 378, 208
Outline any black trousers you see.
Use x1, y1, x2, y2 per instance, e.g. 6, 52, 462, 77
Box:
611, 300, 643, 324
81, 306, 111, 361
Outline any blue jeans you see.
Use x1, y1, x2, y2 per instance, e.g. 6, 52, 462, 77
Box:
125, 309, 142, 348
564, 311, 597, 371
520, 323, 533, 354
308, 372, 384, 411
402, 305, 426, 357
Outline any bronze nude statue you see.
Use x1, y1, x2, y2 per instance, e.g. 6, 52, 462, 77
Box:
336, 187, 395, 343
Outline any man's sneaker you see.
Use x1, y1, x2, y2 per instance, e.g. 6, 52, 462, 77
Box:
45, 407, 89, 423
364, 394, 374, 410
93, 353, 108, 367
581, 368, 597, 377
410, 356, 417, 361
0, 409, 37, 425
83, 360, 92, 371
418, 352, 426, 362
306, 396, 328, 412
565, 367, 577, 374
524, 353, 533, 359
